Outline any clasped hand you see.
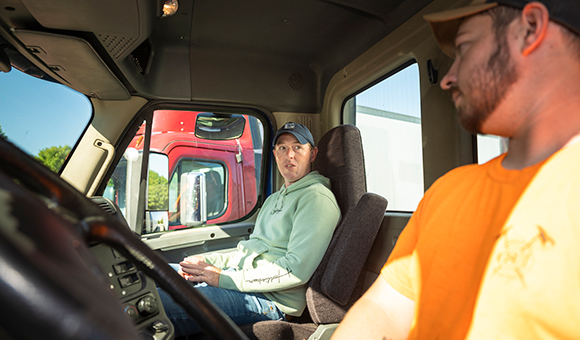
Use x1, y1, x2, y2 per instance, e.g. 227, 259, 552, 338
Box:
178, 255, 221, 287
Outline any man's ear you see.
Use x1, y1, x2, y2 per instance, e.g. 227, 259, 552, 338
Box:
310, 146, 318, 162
520, 2, 550, 56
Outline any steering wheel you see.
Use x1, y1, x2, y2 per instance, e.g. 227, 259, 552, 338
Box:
0, 137, 249, 340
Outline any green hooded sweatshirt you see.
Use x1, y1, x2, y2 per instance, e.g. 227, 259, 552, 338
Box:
203, 170, 341, 316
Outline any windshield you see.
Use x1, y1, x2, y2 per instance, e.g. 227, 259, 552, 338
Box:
0, 69, 92, 172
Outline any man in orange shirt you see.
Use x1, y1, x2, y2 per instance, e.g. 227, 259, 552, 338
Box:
332, 0, 580, 339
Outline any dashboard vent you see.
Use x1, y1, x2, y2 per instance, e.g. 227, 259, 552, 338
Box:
91, 196, 118, 215
90, 196, 132, 230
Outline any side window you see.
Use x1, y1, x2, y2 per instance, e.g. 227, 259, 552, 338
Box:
477, 134, 508, 164
0, 69, 92, 173
344, 62, 423, 212
104, 110, 264, 234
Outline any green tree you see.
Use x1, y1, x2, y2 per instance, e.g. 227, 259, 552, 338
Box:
34, 145, 71, 172
0, 124, 6, 139
148, 170, 168, 210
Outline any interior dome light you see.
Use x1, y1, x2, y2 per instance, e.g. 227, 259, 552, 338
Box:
162, 0, 178, 17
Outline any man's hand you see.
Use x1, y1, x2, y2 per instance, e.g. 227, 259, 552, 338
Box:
179, 256, 222, 287
331, 277, 414, 340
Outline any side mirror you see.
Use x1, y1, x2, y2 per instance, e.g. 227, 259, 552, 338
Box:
180, 172, 207, 227
146, 152, 169, 233
195, 112, 246, 140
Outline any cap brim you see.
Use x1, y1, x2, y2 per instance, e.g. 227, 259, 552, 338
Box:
424, 2, 498, 57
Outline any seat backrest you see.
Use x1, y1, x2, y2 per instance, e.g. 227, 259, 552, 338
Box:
306, 192, 387, 325
307, 124, 387, 324
312, 124, 366, 215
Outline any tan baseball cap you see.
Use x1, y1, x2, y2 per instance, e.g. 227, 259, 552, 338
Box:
425, 0, 580, 58
424, 0, 497, 57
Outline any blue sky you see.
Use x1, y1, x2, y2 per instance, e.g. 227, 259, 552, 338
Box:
356, 63, 421, 119
0, 69, 92, 156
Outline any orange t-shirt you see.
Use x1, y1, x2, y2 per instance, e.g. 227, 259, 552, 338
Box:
382, 154, 544, 339
466, 141, 580, 339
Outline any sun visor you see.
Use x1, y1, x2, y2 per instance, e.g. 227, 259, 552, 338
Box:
20, 0, 157, 60
13, 30, 130, 100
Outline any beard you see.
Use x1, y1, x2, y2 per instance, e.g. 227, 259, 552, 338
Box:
455, 35, 520, 134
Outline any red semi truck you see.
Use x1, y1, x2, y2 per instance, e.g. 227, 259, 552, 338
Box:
105, 110, 261, 233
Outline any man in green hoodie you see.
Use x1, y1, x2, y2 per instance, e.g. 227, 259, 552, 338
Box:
159, 122, 341, 337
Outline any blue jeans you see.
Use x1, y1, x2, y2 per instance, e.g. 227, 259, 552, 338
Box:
158, 284, 287, 337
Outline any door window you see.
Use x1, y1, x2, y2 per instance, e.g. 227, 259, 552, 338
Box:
104, 110, 264, 234
344, 62, 423, 212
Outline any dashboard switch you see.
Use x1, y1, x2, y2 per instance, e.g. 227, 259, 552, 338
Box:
118, 273, 140, 288
113, 261, 135, 275
150, 320, 170, 333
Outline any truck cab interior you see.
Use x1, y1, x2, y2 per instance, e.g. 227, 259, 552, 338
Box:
0, 0, 504, 339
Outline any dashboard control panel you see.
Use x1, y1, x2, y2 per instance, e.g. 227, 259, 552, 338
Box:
91, 243, 174, 340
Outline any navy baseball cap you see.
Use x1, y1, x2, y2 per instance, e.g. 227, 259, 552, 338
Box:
273, 122, 315, 147
424, 0, 580, 57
